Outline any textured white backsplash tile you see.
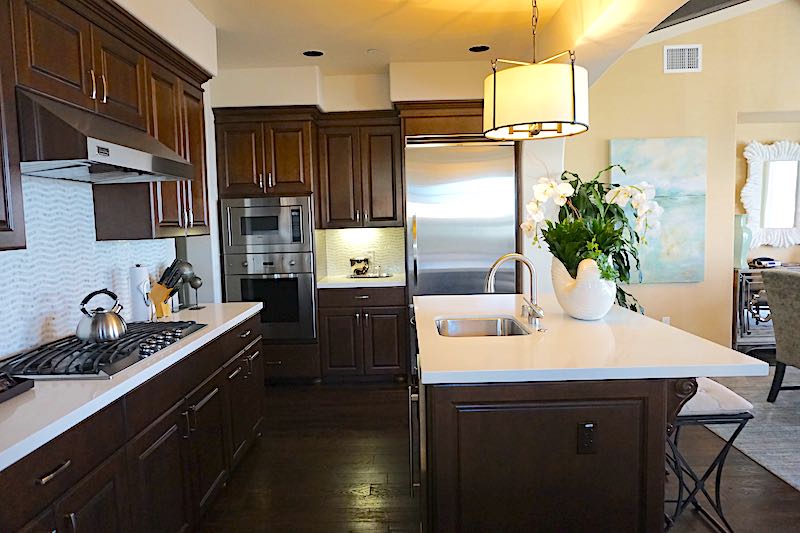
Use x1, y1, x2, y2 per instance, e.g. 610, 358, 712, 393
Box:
0, 177, 175, 357
317, 227, 405, 277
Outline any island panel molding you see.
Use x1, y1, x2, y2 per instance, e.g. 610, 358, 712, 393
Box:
742, 140, 800, 248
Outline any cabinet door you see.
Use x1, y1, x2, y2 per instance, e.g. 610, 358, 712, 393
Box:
187, 371, 228, 519
243, 343, 266, 436
53, 450, 129, 533
224, 355, 251, 468
319, 307, 364, 376
216, 122, 266, 198
318, 127, 362, 228
91, 26, 147, 130
145, 60, 186, 236
360, 126, 403, 227
363, 306, 408, 375
18, 508, 56, 533
265, 121, 313, 195
127, 401, 193, 533
11, 0, 95, 110
179, 83, 209, 235
0, 2, 25, 250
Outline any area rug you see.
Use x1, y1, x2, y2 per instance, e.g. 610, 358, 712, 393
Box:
708, 365, 800, 491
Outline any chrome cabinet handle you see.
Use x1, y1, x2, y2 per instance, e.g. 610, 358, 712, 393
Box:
268, 172, 274, 188
248, 350, 260, 362
364, 210, 369, 222
258, 173, 264, 189
36, 459, 72, 486
189, 208, 194, 228
355, 295, 370, 300
181, 410, 191, 438
228, 366, 242, 380
408, 386, 420, 496
239, 329, 252, 339
192, 387, 219, 413
365, 312, 369, 320
265, 360, 282, 366
66, 512, 78, 532
100, 73, 108, 103
89, 69, 97, 100
355, 312, 360, 325
355, 209, 361, 223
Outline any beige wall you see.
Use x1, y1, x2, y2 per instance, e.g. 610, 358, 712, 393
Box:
564, 0, 800, 345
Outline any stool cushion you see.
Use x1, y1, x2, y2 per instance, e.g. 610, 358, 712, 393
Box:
679, 377, 753, 416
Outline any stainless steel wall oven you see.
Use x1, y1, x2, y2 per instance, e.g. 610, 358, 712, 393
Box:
222, 197, 316, 341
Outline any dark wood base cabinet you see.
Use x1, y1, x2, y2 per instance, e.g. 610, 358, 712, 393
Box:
0, 314, 265, 532
418, 379, 689, 533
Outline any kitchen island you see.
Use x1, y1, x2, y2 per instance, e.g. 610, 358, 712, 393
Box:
412, 294, 768, 532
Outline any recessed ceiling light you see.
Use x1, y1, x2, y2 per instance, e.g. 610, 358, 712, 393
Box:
469, 45, 491, 53
303, 50, 324, 57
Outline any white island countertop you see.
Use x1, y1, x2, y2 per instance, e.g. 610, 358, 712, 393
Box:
317, 273, 406, 289
0, 302, 262, 472
414, 294, 768, 385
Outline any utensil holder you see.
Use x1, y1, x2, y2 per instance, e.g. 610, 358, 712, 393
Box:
148, 282, 173, 319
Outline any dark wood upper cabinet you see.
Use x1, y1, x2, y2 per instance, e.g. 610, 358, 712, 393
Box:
0, 2, 25, 250
318, 127, 361, 228
216, 122, 266, 198
180, 82, 209, 233
126, 400, 193, 533
317, 116, 402, 229
360, 126, 403, 227
53, 450, 129, 533
146, 60, 186, 237
91, 26, 147, 130
266, 121, 313, 195
363, 306, 407, 375
11, 0, 95, 110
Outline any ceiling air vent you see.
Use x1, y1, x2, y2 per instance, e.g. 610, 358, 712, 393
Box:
663, 44, 702, 73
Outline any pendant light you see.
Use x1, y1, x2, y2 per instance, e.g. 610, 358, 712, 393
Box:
483, 0, 589, 141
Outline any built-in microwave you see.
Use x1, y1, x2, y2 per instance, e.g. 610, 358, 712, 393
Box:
221, 197, 312, 254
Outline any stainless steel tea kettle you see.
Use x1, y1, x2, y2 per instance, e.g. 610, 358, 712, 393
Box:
76, 289, 128, 342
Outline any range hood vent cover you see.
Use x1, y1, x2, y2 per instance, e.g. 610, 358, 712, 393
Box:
18, 91, 193, 184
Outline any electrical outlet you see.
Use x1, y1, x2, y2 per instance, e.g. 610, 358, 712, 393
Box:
577, 422, 596, 454
662, 316, 671, 325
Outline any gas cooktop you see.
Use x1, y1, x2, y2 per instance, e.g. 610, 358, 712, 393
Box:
0, 321, 206, 380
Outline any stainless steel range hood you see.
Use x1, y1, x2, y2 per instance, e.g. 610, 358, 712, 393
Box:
18, 91, 193, 183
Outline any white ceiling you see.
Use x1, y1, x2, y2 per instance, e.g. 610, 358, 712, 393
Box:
189, 0, 567, 74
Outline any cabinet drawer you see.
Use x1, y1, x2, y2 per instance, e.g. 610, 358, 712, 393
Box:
262, 342, 321, 379
0, 401, 125, 531
225, 314, 263, 357
318, 287, 406, 308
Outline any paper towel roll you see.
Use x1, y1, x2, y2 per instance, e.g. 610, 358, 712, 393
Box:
129, 265, 152, 322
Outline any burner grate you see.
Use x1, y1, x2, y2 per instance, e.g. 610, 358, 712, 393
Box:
1, 321, 203, 378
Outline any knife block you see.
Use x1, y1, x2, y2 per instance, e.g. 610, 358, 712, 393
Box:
148, 282, 173, 319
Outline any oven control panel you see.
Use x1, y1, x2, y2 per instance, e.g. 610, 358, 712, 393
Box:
224, 252, 313, 276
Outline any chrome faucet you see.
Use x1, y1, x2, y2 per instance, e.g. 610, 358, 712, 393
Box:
485, 253, 545, 331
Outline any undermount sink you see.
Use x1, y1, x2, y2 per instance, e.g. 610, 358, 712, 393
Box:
435, 317, 530, 337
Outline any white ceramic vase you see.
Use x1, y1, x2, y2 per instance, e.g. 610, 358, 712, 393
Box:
551, 257, 616, 320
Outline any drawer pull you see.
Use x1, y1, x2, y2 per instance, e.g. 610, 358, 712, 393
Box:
67, 512, 78, 532
239, 329, 252, 339
228, 366, 243, 380
36, 459, 72, 486
192, 387, 220, 413
265, 360, 283, 366
182, 411, 191, 438
248, 350, 261, 362
355, 295, 370, 300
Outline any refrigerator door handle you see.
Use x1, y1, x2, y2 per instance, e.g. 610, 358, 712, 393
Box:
412, 214, 418, 281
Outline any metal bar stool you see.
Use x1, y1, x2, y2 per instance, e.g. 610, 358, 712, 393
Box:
665, 377, 754, 533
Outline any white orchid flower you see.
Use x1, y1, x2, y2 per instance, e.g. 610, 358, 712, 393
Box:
552, 182, 575, 206
525, 200, 546, 222
533, 177, 554, 203
604, 186, 633, 207
520, 220, 536, 234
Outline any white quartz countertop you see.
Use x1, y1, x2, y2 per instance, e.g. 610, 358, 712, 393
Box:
414, 294, 768, 385
317, 273, 406, 289
0, 302, 262, 472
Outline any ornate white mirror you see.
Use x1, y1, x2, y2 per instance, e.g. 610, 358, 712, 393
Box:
742, 140, 800, 247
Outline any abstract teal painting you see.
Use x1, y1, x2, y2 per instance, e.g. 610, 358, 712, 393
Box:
610, 137, 706, 283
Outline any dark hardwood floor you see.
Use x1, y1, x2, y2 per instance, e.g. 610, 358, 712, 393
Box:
200, 383, 800, 533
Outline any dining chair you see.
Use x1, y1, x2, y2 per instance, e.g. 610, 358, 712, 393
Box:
761, 269, 800, 402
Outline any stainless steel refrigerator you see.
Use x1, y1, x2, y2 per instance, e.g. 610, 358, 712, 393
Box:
405, 143, 517, 298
